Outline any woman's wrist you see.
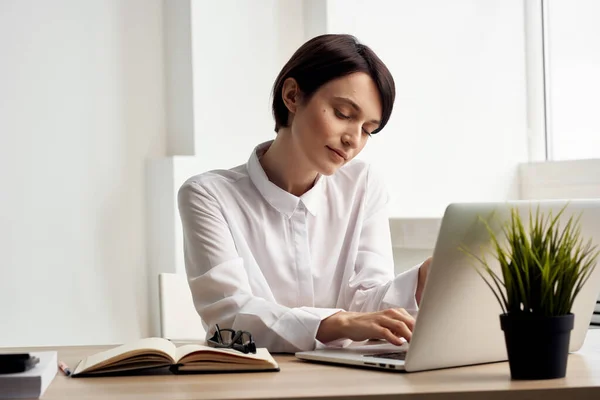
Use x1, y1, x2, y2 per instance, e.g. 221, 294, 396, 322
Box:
316, 311, 349, 343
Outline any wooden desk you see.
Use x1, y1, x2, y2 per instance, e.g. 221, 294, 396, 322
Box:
5, 329, 600, 400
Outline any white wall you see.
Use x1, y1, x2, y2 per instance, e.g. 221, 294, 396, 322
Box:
189, 0, 306, 171
325, 0, 529, 218
164, 0, 195, 156
0, 0, 166, 346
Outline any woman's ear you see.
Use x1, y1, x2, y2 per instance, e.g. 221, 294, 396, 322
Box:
281, 77, 302, 114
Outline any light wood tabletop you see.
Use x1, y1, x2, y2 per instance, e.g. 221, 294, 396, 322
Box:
3, 329, 600, 400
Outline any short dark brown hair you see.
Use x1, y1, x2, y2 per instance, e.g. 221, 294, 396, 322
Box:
271, 34, 395, 134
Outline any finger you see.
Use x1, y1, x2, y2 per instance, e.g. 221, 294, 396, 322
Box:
396, 308, 416, 330
383, 308, 416, 331
375, 326, 405, 346
380, 317, 412, 342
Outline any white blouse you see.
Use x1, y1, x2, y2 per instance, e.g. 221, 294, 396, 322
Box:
178, 141, 421, 353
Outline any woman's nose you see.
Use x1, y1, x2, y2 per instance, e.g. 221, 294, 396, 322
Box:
341, 125, 362, 148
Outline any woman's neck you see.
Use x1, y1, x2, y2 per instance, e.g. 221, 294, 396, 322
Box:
259, 129, 319, 197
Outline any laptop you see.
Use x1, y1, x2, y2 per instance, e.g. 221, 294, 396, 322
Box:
295, 199, 600, 372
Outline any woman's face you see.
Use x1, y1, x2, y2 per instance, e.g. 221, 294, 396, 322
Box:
286, 72, 383, 176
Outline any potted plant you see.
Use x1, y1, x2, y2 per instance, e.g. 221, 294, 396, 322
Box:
463, 205, 599, 380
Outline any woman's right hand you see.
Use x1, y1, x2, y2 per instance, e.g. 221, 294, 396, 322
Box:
316, 308, 415, 346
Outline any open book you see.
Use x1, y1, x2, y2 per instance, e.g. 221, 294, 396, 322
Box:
72, 337, 279, 376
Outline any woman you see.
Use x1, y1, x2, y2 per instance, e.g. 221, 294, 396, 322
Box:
178, 34, 431, 353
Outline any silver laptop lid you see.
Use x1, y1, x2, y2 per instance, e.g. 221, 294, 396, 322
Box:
404, 199, 600, 372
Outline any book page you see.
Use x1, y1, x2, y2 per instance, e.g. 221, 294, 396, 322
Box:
175, 345, 277, 368
73, 338, 177, 375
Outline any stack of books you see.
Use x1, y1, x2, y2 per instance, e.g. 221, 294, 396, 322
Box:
0, 351, 57, 399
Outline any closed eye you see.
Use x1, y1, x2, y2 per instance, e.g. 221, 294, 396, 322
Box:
334, 109, 350, 120
335, 108, 374, 136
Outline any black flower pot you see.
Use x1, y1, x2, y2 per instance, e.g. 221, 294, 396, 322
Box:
499, 313, 574, 380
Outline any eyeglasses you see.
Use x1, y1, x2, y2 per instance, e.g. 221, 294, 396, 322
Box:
207, 324, 256, 354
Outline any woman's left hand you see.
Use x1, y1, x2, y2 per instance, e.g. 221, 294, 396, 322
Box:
415, 257, 432, 305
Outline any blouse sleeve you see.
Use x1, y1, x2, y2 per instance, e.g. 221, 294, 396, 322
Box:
342, 165, 422, 316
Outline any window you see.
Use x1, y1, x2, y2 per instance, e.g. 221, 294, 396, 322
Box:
542, 0, 600, 161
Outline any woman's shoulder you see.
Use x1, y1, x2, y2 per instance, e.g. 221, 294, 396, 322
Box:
178, 163, 248, 199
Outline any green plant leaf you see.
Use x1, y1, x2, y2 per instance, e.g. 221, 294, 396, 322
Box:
459, 203, 599, 317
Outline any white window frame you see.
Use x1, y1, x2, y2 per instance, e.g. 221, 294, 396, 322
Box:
524, 0, 550, 163
521, 0, 600, 201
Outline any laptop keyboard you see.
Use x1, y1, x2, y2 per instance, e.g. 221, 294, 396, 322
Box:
364, 351, 407, 361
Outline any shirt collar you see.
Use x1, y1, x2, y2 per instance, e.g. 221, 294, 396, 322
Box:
246, 140, 325, 218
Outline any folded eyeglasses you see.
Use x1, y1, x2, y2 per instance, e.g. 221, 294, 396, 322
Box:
207, 324, 256, 354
